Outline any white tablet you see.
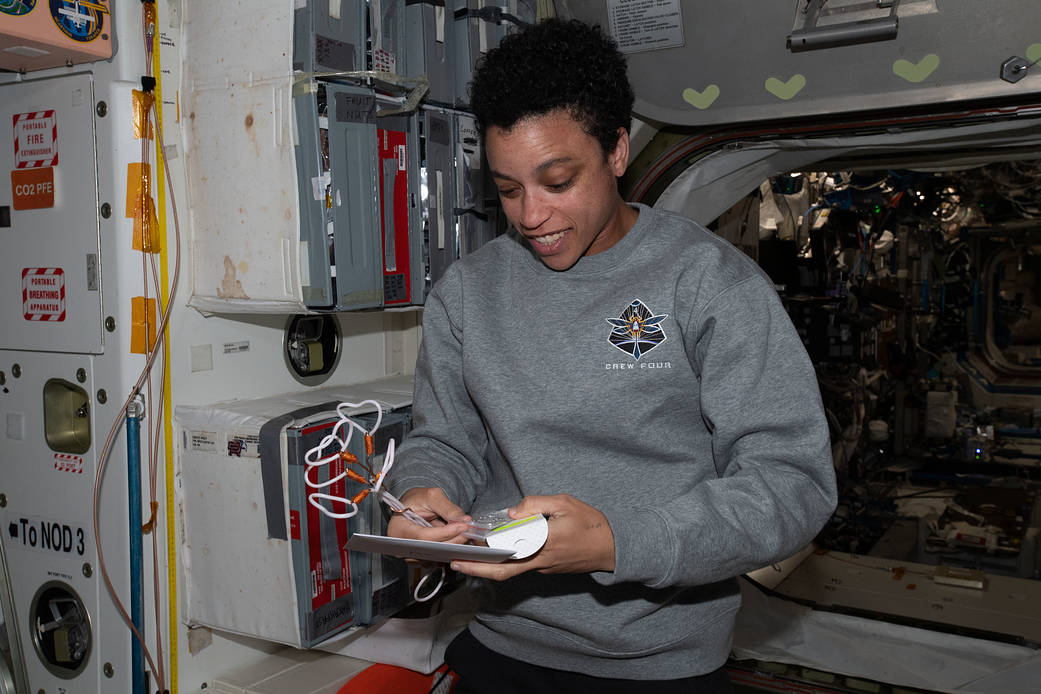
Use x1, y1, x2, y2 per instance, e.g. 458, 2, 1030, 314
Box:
346, 533, 516, 563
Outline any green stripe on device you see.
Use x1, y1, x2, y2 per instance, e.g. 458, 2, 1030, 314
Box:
488, 515, 541, 534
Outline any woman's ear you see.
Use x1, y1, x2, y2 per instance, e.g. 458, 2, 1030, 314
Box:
608, 127, 630, 177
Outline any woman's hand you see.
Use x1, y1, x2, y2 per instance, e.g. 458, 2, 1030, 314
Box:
449, 494, 615, 580
386, 487, 472, 544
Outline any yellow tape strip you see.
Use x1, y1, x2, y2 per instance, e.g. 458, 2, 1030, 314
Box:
150, 19, 179, 694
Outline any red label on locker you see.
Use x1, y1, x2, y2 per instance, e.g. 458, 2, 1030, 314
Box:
377, 128, 412, 305
290, 510, 301, 541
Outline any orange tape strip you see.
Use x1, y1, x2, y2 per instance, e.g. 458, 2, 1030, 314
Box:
132, 89, 155, 140
126, 162, 160, 252
131, 296, 157, 354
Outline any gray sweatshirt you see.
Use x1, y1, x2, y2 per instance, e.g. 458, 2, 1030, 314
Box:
388, 204, 837, 679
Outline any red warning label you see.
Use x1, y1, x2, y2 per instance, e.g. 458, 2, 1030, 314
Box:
54, 453, 84, 474
13, 111, 58, 169
22, 267, 66, 322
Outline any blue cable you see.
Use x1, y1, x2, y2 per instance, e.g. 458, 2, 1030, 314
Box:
126, 412, 145, 694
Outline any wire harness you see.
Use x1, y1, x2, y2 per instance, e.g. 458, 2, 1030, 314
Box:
303, 402, 444, 601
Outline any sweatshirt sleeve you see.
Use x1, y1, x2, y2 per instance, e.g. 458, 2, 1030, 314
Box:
384, 270, 490, 510
596, 275, 838, 588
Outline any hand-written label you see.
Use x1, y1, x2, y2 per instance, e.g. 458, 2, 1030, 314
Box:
334, 92, 375, 124
427, 115, 450, 146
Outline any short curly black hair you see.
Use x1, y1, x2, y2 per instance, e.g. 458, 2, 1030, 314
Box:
469, 18, 634, 156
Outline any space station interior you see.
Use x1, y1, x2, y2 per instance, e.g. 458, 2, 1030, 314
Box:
627, 108, 1041, 690
721, 159, 1041, 684
2, 1, 1041, 693
747, 163, 1041, 563
704, 158, 1041, 568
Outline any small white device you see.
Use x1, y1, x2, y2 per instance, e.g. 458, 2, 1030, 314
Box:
463, 510, 549, 559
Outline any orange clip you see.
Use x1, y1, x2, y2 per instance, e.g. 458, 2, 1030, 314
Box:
345, 469, 369, 486
142, 501, 160, 534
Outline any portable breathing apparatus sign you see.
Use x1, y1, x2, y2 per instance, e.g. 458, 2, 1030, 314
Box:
22, 267, 66, 321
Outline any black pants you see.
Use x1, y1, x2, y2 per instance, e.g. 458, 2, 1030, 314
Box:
445, 628, 733, 694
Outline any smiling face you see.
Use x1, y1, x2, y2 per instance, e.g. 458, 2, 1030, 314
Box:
486, 109, 638, 272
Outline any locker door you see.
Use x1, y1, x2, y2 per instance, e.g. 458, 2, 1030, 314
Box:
0, 74, 102, 354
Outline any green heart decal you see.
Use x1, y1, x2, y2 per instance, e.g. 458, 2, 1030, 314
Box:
1027, 43, 1041, 65
893, 54, 940, 83
765, 74, 806, 100
682, 85, 720, 110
